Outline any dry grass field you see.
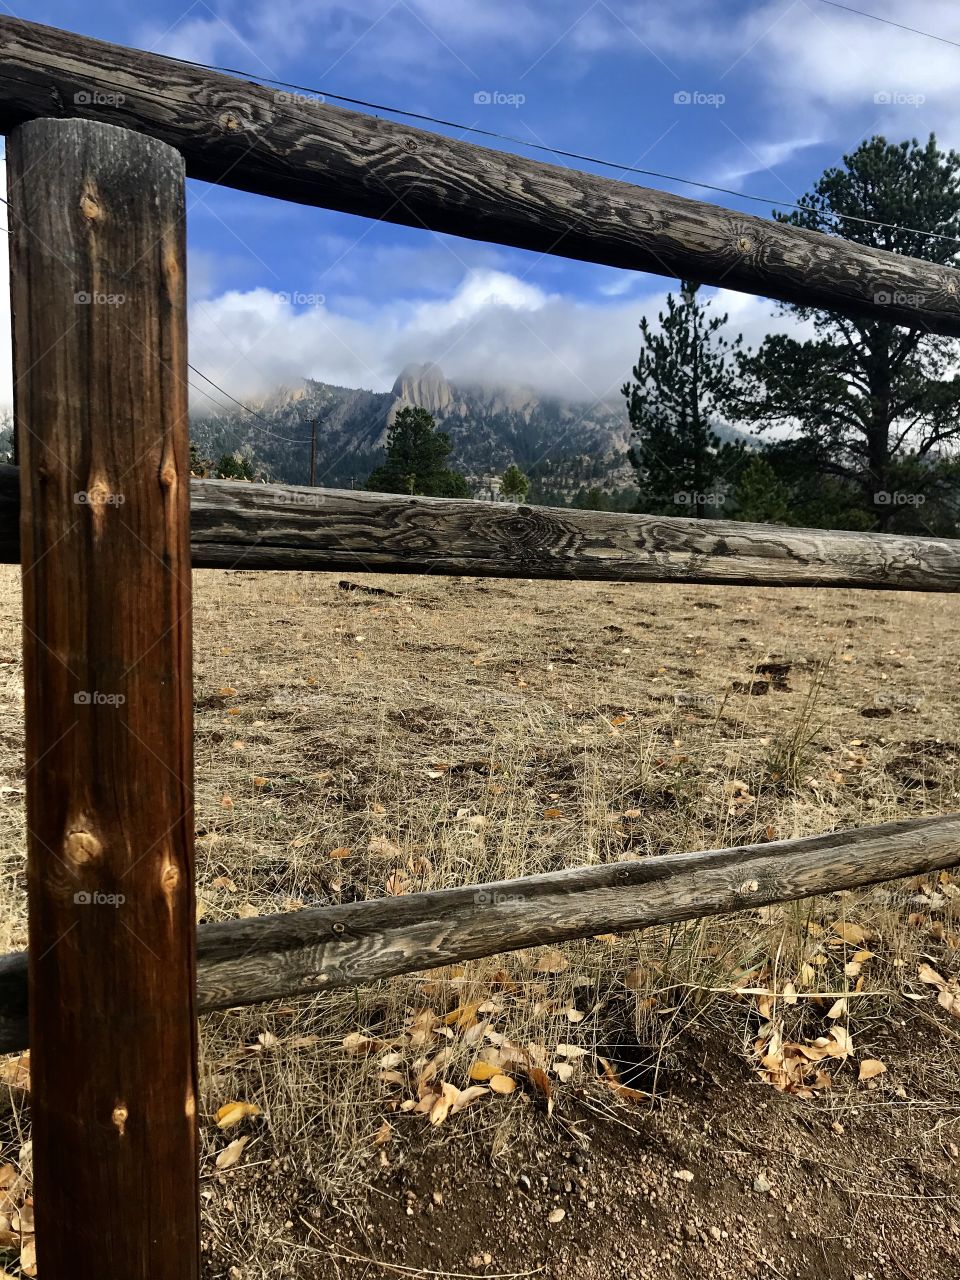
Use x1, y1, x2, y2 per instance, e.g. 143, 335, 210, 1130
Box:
0, 565, 958, 1278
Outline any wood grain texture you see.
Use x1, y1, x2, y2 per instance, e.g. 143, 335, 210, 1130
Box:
0, 469, 958, 590
1, 17, 960, 334
10, 118, 197, 1279
0, 813, 956, 1054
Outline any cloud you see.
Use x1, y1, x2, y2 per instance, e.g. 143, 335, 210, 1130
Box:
186, 266, 810, 412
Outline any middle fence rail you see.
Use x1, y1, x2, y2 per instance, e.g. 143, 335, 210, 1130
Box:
0, 466, 959, 589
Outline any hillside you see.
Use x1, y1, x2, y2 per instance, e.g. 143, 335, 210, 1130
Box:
190, 363, 753, 500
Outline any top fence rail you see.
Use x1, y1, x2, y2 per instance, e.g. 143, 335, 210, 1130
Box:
2, 17, 960, 335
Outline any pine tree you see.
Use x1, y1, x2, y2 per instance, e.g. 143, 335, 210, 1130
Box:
731, 455, 791, 524
622, 282, 744, 517
500, 463, 530, 502
735, 135, 960, 533
366, 406, 471, 498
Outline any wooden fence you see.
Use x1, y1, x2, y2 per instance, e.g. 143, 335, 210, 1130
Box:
0, 14, 959, 1279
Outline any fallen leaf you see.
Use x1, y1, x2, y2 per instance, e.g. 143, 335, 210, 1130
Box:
832, 921, 869, 946
215, 1136, 250, 1169
536, 949, 569, 974
469, 1060, 500, 1082
489, 1074, 516, 1095
19, 1237, 36, 1278
451, 1085, 488, 1114
858, 1059, 887, 1082
429, 1082, 461, 1126
216, 1101, 262, 1129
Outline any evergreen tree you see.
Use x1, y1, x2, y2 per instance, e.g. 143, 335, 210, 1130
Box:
731, 455, 791, 524
623, 282, 745, 517
214, 452, 255, 481
366, 406, 471, 498
500, 463, 530, 502
735, 135, 960, 533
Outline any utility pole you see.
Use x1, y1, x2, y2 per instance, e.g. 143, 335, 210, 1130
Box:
309, 417, 318, 487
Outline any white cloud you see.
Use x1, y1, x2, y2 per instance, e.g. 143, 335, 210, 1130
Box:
186, 266, 811, 411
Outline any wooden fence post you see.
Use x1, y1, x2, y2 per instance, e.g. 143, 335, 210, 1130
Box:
7, 118, 197, 1277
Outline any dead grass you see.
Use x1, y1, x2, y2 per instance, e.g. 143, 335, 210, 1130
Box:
0, 568, 957, 1275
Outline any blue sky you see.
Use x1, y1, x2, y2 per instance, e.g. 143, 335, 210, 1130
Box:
3, 0, 960, 409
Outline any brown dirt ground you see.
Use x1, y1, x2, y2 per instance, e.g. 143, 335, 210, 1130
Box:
0, 568, 957, 1279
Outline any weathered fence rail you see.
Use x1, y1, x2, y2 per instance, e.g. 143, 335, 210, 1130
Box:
0, 812, 956, 1057
2, 16, 960, 334
0, 465, 958, 590
3, 13, 960, 1280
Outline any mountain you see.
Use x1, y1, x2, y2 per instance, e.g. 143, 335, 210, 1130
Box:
190, 363, 752, 499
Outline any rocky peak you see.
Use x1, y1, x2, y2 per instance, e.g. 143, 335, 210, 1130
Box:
389, 362, 455, 418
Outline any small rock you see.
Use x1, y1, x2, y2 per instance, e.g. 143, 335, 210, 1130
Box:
548, 1208, 566, 1224
753, 1172, 772, 1194
673, 1169, 694, 1183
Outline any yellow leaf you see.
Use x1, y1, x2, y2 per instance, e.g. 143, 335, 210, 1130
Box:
215, 1101, 262, 1129
858, 1059, 887, 1082
826, 998, 847, 1020
832, 921, 869, 946
215, 1136, 250, 1169
218, 687, 238, 697
374, 1120, 393, 1146
489, 1074, 516, 1094
328, 846, 352, 859
469, 1060, 499, 1082
536, 949, 569, 974
543, 808, 563, 819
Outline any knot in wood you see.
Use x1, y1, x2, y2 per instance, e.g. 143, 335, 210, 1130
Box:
161, 861, 181, 892
332, 921, 346, 935
948, 280, 958, 297
737, 879, 759, 894
737, 236, 754, 254
403, 137, 418, 152
79, 190, 102, 221
112, 1103, 128, 1136
219, 112, 242, 132
64, 828, 103, 866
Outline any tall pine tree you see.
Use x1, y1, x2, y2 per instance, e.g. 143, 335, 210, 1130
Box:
366, 406, 470, 498
623, 282, 744, 516
735, 135, 960, 533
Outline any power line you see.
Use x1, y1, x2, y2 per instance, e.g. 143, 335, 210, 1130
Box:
813, 0, 960, 50
187, 365, 317, 443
